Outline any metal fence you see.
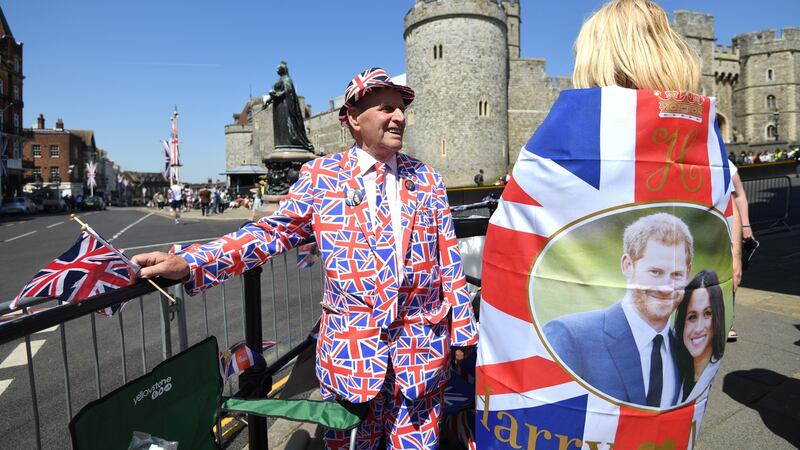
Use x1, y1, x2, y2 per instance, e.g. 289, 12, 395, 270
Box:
742, 176, 793, 231
0, 246, 324, 450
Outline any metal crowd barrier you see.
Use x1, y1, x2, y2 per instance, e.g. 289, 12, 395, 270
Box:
0, 246, 324, 450
0, 202, 494, 450
742, 176, 793, 232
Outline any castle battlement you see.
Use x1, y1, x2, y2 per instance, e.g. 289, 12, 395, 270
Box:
672, 10, 715, 40
733, 27, 800, 55
714, 44, 738, 56
405, 0, 508, 37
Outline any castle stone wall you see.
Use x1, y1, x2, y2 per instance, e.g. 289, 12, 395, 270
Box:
507, 58, 563, 162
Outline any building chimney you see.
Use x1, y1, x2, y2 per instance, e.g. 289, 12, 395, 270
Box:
56, 118, 64, 130
37, 113, 45, 129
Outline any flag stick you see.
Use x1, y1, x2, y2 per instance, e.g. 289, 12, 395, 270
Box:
69, 214, 176, 304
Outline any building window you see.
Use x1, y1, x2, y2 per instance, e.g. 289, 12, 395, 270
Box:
767, 69, 774, 81
33, 167, 41, 179
440, 138, 447, 157
12, 85, 18, 101
50, 145, 60, 158
0, 79, 3, 95
50, 166, 60, 180
433, 44, 443, 60
766, 124, 777, 140
13, 58, 19, 73
13, 113, 18, 131
33, 144, 41, 158
478, 100, 489, 117
766, 95, 777, 110
13, 142, 20, 159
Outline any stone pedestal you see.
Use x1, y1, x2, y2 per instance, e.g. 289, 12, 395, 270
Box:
263, 149, 316, 198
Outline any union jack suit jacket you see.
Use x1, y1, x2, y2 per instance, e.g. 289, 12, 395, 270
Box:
180, 147, 478, 403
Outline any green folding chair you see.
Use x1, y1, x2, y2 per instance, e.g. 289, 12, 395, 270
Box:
70, 336, 365, 449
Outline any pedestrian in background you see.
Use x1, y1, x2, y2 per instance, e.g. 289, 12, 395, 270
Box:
474, 168, 484, 186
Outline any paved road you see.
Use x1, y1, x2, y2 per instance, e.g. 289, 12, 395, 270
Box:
0, 207, 324, 449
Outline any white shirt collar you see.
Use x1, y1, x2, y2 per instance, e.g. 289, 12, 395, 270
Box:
620, 294, 672, 353
355, 146, 397, 175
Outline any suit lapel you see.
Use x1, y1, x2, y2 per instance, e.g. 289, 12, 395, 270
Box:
339, 147, 375, 250
605, 303, 647, 404
396, 154, 419, 267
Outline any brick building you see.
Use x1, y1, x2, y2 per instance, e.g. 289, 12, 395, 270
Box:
0, 6, 29, 201
22, 115, 98, 197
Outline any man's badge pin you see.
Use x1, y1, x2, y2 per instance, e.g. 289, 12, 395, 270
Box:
345, 187, 365, 207
404, 179, 416, 192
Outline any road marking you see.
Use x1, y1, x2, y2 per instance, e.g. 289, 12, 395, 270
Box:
120, 236, 217, 252
35, 325, 58, 334
0, 340, 45, 369
4, 230, 37, 242
109, 212, 154, 242
0, 379, 11, 397
47, 221, 65, 229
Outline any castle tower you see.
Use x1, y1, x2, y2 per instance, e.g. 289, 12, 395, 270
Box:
672, 11, 716, 96
733, 28, 800, 148
503, 0, 520, 59
404, 0, 509, 186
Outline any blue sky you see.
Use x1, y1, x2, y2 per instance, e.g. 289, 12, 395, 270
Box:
4, 1, 798, 182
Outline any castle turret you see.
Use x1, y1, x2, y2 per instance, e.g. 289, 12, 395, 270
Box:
503, 0, 520, 59
404, 0, 509, 186
672, 11, 716, 96
733, 28, 800, 147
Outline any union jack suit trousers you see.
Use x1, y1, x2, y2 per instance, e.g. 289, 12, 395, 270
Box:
180, 147, 477, 425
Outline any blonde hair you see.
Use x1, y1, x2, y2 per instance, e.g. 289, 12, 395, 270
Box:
623, 213, 694, 269
573, 0, 700, 92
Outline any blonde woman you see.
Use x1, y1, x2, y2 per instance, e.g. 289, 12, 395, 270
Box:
480, 0, 741, 445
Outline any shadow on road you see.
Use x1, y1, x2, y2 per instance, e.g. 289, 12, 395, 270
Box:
722, 368, 800, 447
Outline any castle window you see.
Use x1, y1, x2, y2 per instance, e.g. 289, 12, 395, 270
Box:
50, 166, 59, 180
440, 138, 447, 157
50, 145, 60, 158
766, 125, 777, 140
478, 100, 489, 117
767, 69, 774, 81
340, 127, 347, 144
33, 144, 41, 158
433, 44, 443, 60
13, 113, 19, 132
766, 95, 777, 111
33, 167, 41, 179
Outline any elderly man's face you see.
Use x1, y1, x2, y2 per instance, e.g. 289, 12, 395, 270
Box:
349, 88, 406, 161
621, 239, 690, 331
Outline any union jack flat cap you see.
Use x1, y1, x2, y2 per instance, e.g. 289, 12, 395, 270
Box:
338, 67, 415, 125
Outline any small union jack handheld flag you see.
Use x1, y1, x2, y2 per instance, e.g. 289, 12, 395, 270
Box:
296, 242, 319, 269
218, 340, 276, 384
10, 225, 140, 316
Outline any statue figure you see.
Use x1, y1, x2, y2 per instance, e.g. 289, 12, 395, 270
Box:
263, 61, 313, 151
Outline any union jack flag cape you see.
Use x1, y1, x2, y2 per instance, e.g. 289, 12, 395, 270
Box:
10, 226, 140, 317
477, 87, 735, 449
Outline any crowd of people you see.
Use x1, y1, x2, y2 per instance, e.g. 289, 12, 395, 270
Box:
147, 182, 267, 224
730, 147, 800, 166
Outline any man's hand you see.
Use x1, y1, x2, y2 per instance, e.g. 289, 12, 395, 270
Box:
132, 252, 190, 281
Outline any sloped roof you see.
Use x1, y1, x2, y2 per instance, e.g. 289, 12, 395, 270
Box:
69, 129, 96, 148
0, 7, 14, 39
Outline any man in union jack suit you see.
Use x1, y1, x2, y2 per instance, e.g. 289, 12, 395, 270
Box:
133, 67, 478, 449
